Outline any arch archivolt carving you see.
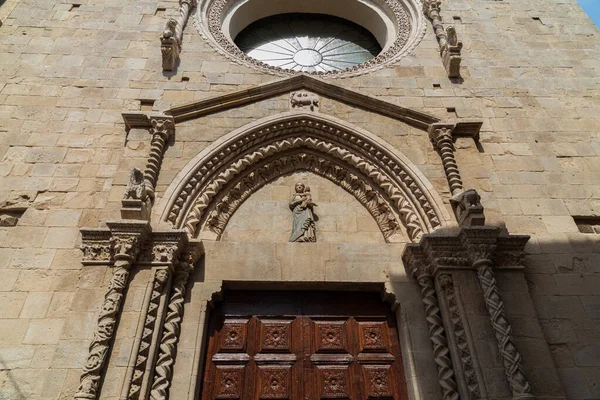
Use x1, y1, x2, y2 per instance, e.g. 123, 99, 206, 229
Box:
158, 112, 451, 242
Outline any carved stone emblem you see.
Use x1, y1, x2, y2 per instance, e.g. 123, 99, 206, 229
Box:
289, 182, 317, 242
290, 91, 319, 111
161, 19, 179, 71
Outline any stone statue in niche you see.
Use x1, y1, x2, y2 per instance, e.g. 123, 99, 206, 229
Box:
289, 183, 317, 242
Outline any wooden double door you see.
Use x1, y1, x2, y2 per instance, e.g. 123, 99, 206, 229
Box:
201, 291, 408, 399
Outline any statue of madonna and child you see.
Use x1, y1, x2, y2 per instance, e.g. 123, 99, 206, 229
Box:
289, 182, 317, 242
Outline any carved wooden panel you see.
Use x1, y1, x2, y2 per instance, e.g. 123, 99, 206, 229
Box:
358, 321, 389, 352
317, 366, 351, 399
258, 319, 293, 353
314, 320, 348, 353
363, 365, 394, 398
200, 291, 408, 400
219, 319, 249, 352
256, 365, 292, 399
214, 366, 245, 399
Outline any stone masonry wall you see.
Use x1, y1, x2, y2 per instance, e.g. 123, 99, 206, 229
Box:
0, 0, 599, 398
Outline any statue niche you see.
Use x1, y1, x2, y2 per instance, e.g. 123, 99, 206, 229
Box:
289, 182, 317, 242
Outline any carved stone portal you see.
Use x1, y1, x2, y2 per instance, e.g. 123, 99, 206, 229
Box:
289, 182, 317, 242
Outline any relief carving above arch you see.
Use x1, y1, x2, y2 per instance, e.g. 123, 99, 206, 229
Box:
157, 112, 452, 242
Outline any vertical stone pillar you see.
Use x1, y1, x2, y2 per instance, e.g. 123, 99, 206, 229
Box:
160, 0, 196, 70
404, 245, 459, 400
423, 0, 462, 78
144, 116, 175, 202
150, 241, 203, 400
463, 232, 535, 400
75, 221, 150, 400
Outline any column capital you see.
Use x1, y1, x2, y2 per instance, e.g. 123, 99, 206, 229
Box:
149, 115, 175, 140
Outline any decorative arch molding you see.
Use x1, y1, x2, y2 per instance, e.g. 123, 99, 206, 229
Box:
156, 112, 452, 242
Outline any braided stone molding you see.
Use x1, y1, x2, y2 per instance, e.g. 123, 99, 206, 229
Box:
423, 0, 462, 78
438, 274, 480, 399
149, 262, 192, 400
475, 260, 534, 399
404, 245, 459, 400
75, 221, 150, 400
145, 116, 175, 202
161, 114, 446, 241
128, 268, 170, 400
195, 0, 425, 78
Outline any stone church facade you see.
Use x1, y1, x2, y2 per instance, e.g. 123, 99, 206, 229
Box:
0, 0, 599, 398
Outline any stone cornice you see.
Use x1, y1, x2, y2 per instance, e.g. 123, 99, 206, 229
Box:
163, 74, 441, 130
403, 226, 530, 276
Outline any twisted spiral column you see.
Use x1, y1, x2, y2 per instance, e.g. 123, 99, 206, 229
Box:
144, 117, 174, 202
424, 0, 447, 54
75, 236, 142, 400
475, 259, 535, 399
415, 269, 460, 400
429, 125, 463, 196
149, 262, 192, 400
175, 0, 195, 41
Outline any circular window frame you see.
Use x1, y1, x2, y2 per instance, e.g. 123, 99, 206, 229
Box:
195, 0, 427, 78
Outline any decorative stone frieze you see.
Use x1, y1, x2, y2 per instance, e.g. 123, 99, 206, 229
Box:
160, 113, 450, 242
428, 123, 485, 226
423, 0, 462, 78
161, 0, 196, 71
150, 241, 204, 400
403, 245, 460, 400
80, 228, 113, 265
75, 221, 151, 400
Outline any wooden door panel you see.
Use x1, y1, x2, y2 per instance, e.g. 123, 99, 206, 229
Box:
201, 291, 408, 400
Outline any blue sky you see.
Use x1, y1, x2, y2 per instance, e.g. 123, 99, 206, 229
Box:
578, 0, 600, 27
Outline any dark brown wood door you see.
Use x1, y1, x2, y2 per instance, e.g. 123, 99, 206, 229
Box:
201, 291, 408, 399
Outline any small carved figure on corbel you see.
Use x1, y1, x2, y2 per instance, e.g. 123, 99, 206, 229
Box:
450, 188, 485, 227
289, 182, 317, 242
161, 19, 179, 71
122, 168, 151, 220
442, 26, 463, 79
290, 91, 320, 111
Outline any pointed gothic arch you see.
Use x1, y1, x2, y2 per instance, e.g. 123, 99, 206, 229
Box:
156, 112, 452, 242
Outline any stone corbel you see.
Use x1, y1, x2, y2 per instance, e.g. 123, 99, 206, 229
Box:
460, 227, 535, 400
150, 240, 204, 400
403, 244, 460, 400
122, 231, 189, 400
429, 123, 485, 227
423, 0, 462, 78
121, 114, 175, 221
75, 220, 151, 400
161, 0, 196, 71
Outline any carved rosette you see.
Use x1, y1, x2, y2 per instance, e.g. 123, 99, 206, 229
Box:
165, 117, 444, 242
150, 242, 203, 400
75, 224, 149, 400
145, 116, 174, 202
439, 274, 480, 399
404, 245, 459, 400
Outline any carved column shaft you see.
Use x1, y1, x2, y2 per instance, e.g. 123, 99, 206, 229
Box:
149, 261, 193, 400
175, 0, 193, 41
429, 125, 463, 196
475, 258, 534, 399
144, 117, 174, 202
75, 237, 141, 400
425, 1, 448, 53
415, 270, 460, 400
